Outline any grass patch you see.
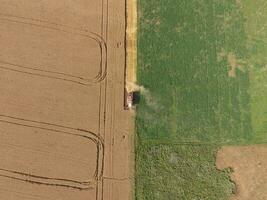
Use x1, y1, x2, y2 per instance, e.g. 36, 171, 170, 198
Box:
242, 0, 267, 142
135, 143, 234, 200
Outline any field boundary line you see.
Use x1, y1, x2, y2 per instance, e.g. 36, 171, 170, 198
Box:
137, 138, 267, 146
126, 0, 137, 91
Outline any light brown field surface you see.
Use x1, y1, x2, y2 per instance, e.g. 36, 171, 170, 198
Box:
217, 145, 267, 200
0, 0, 132, 199
126, 0, 137, 87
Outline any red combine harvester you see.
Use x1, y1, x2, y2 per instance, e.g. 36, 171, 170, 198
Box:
124, 89, 134, 110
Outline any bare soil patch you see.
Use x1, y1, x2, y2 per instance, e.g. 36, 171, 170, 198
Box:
216, 145, 267, 200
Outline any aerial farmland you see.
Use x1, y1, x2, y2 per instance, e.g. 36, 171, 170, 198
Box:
135, 0, 267, 199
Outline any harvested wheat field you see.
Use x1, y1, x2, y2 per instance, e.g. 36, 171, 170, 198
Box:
0, 1, 133, 200
217, 145, 267, 200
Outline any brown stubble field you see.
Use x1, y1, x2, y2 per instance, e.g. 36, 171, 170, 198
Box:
0, 0, 132, 200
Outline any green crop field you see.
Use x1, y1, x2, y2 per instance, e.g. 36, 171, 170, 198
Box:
136, 0, 267, 199
135, 143, 234, 200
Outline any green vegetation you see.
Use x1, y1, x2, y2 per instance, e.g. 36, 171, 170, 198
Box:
136, 143, 234, 200
242, 0, 267, 142
137, 0, 252, 143
136, 0, 267, 199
